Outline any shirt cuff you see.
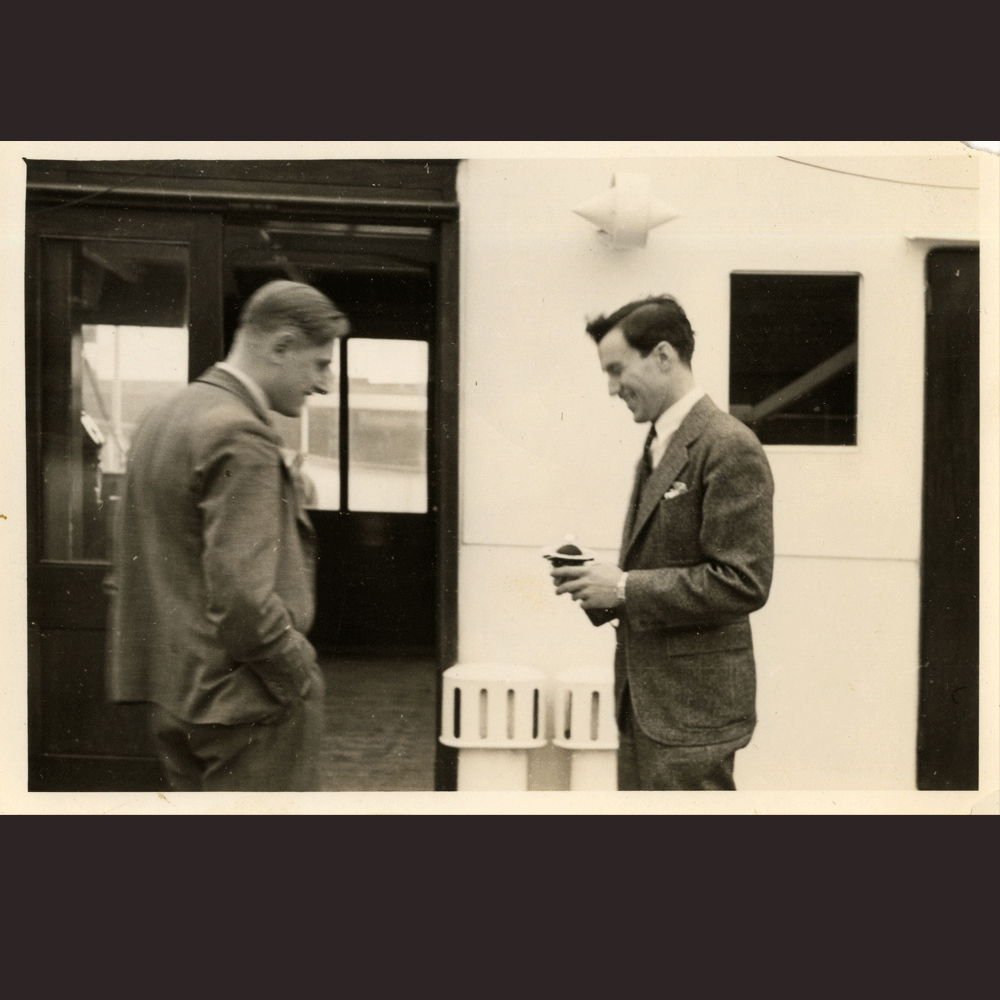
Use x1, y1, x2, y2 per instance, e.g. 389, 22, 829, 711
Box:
615, 571, 629, 607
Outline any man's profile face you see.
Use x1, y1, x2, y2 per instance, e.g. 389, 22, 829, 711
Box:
597, 326, 669, 424
268, 332, 335, 418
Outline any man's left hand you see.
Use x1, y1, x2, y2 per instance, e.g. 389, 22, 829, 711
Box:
552, 561, 623, 610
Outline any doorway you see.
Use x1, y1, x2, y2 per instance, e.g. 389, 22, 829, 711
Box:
222, 219, 441, 654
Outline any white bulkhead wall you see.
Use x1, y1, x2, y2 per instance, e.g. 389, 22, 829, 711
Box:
455, 153, 978, 791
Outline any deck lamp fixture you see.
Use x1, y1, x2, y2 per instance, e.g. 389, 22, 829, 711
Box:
573, 172, 680, 249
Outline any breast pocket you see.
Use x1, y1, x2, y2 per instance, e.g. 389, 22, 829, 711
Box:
646, 489, 701, 564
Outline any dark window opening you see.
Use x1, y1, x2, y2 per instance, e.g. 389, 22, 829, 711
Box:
729, 274, 859, 446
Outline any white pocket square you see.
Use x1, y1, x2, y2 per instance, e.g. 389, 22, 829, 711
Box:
663, 481, 688, 500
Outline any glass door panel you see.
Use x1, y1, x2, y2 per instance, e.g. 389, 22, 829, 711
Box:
347, 338, 428, 513
39, 237, 190, 563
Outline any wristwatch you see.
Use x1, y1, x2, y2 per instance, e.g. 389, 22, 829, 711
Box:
615, 571, 628, 607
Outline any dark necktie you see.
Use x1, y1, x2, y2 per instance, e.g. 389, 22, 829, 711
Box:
635, 424, 657, 498
642, 424, 657, 475
626, 424, 658, 542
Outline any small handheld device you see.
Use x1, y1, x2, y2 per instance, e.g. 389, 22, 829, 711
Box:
542, 536, 610, 626
542, 539, 594, 569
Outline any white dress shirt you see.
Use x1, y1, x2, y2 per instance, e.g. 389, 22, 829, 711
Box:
648, 387, 705, 469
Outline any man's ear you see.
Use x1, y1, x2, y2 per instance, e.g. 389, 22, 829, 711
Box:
267, 327, 298, 362
654, 341, 677, 369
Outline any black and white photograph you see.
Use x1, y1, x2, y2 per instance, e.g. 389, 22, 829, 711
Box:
2, 141, 996, 813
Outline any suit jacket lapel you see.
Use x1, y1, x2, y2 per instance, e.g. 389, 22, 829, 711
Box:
621, 396, 715, 564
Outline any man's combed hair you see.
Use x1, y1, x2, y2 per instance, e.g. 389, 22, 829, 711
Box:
240, 279, 350, 346
586, 295, 695, 366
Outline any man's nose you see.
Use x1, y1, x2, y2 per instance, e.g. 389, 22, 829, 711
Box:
608, 376, 620, 396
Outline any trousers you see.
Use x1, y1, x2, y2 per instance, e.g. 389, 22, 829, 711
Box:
150, 690, 324, 792
617, 689, 751, 791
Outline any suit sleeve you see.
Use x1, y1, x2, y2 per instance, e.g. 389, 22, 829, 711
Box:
197, 421, 317, 704
625, 429, 774, 631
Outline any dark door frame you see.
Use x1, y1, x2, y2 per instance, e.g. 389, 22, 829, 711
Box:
26, 160, 461, 790
917, 245, 979, 790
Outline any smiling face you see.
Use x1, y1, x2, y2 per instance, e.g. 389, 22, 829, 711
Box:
265, 330, 335, 418
597, 326, 671, 424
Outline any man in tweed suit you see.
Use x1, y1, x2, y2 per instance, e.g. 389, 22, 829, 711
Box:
106, 281, 349, 791
552, 297, 774, 790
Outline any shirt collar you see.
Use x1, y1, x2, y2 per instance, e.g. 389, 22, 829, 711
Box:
215, 361, 271, 418
650, 386, 705, 466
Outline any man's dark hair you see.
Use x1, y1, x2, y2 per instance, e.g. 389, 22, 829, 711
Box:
239, 279, 350, 346
586, 295, 695, 366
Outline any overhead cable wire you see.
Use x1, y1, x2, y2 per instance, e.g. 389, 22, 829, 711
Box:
777, 156, 978, 190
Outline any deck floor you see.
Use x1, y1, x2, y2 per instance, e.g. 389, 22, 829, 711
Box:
316, 656, 439, 792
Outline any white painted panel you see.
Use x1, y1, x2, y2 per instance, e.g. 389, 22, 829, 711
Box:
458, 547, 921, 790
461, 228, 928, 559
460, 156, 977, 239
738, 555, 920, 790
458, 542, 618, 683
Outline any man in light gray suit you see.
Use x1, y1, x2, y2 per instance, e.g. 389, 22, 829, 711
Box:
106, 280, 349, 791
552, 297, 774, 790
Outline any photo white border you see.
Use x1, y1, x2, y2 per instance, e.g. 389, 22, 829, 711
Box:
2, 140, 996, 815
